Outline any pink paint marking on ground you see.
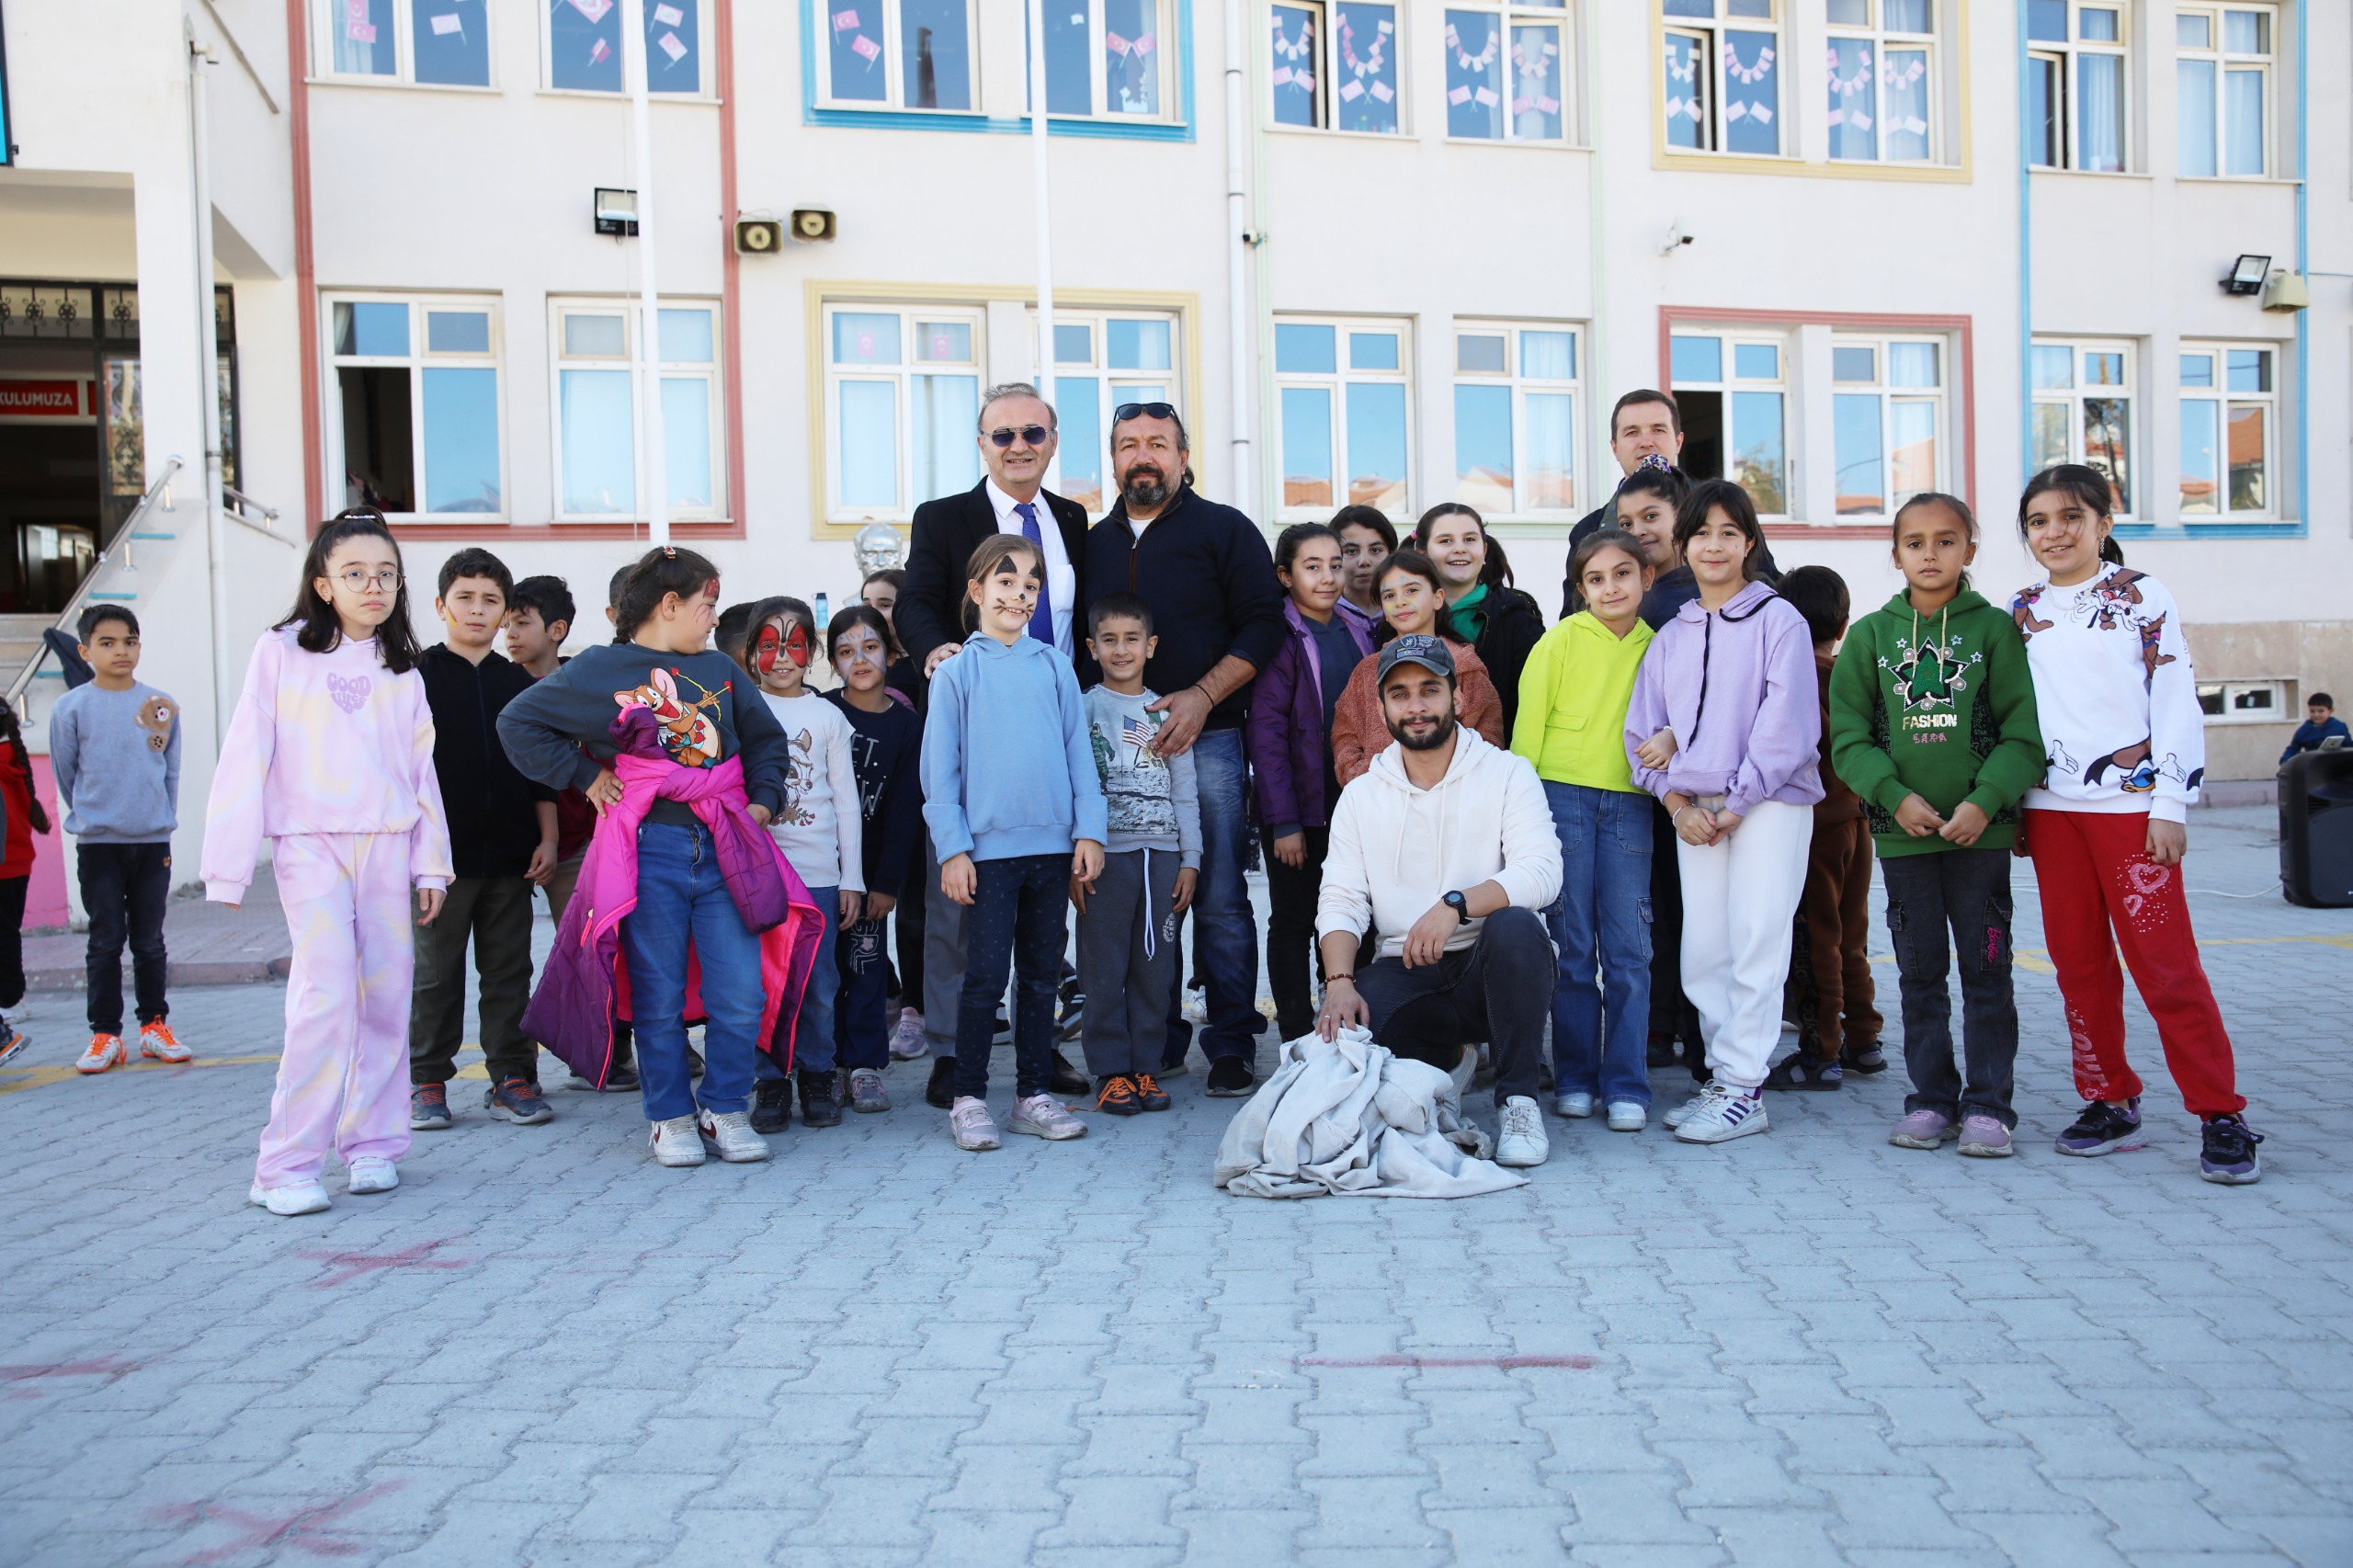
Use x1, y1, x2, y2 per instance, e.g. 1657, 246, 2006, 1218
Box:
292, 1239, 471, 1289
1295, 1353, 1600, 1370
0, 1353, 142, 1381
150, 1480, 407, 1565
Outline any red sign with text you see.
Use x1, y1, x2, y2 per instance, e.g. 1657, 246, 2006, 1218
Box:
0, 381, 92, 419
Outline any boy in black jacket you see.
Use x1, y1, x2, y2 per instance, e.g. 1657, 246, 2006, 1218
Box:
409, 549, 559, 1133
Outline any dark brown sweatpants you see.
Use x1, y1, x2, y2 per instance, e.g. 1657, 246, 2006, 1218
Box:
1798, 811, 1882, 1061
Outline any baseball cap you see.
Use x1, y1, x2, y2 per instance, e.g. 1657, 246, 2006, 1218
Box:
1375, 633, 1456, 683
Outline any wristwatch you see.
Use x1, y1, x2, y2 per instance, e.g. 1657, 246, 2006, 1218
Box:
1443, 891, 1471, 926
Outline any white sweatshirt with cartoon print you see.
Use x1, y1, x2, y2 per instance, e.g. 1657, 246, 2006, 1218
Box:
2008, 562, 2205, 824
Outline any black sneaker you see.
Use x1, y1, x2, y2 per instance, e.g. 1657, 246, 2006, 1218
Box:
1763, 1051, 1843, 1091
1205, 1056, 1256, 1097
750, 1080, 793, 1134
2055, 1096, 2143, 1157
409, 1083, 452, 1131
798, 1070, 842, 1129
926, 1057, 957, 1109
605, 1061, 641, 1092
1846, 1040, 1889, 1074
2200, 1113, 2263, 1185
1645, 1033, 1679, 1069
1095, 1074, 1142, 1117
1132, 1072, 1173, 1112
1049, 1050, 1090, 1097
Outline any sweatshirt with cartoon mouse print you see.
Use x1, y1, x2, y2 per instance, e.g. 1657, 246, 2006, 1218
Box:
2008, 563, 2205, 824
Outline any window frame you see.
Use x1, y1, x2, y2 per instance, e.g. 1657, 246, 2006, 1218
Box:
1449, 320, 1585, 521
2177, 340, 2277, 523
312, 0, 497, 88
323, 290, 509, 523
1033, 306, 1186, 518
1271, 313, 1416, 525
2197, 677, 2290, 724
1442, 2, 1573, 145
546, 296, 729, 525
540, 0, 712, 98
1824, 0, 1938, 165
1665, 327, 1795, 520
1660, 0, 1784, 161
817, 301, 989, 527
2029, 336, 2138, 519
1267, 0, 1408, 135
1029, 0, 1181, 122
1827, 332, 1949, 520
2027, 0, 2130, 173
813, 0, 982, 114
2174, 3, 2274, 178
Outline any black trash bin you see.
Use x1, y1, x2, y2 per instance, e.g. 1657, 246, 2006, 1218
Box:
2279, 744, 2353, 907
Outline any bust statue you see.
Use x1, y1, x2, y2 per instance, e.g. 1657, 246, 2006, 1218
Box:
853, 523, 905, 576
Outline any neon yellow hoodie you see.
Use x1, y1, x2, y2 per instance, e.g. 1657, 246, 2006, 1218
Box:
1510, 611, 1654, 791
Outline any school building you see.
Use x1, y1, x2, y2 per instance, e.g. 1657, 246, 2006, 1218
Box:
0, 0, 2342, 909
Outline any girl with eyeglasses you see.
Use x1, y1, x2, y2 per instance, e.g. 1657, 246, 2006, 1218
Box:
202, 508, 452, 1216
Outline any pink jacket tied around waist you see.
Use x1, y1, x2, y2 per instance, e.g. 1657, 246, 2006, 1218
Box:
522, 710, 823, 1086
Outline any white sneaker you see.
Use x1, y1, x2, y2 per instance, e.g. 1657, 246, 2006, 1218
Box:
1007, 1093, 1086, 1141
1606, 1100, 1648, 1132
1673, 1084, 1769, 1144
649, 1114, 706, 1166
888, 1008, 928, 1061
1662, 1089, 1711, 1129
346, 1157, 399, 1194
697, 1108, 771, 1163
1554, 1091, 1595, 1119
248, 1180, 331, 1216
950, 1096, 1001, 1152
1495, 1096, 1550, 1166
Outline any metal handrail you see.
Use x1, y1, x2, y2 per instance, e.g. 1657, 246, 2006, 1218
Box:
224, 484, 294, 544
5, 456, 183, 710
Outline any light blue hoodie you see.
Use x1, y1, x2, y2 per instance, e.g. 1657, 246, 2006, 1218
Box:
920, 632, 1108, 863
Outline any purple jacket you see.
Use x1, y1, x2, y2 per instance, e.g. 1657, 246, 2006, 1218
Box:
1246, 601, 1377, 835
1624, 579, 1825, 816
522, 710, 824, 1086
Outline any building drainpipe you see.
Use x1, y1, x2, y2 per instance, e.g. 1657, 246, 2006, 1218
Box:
188, 22, 231, 745
621, 0, 669, 547
1222, 0, 1253, 508
1585, 0, 1608, 489
2293, 0, 2307, 531
1029, 0, 1056, 390
2015, 0, 2033, 488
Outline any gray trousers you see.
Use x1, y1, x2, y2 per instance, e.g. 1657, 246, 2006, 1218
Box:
1076, 847, 1182, 1078
409, 874, 538, 1085
921, 832, 966, 1058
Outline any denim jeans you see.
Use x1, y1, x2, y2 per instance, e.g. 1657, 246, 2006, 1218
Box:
757, 885, 837, 1081
1542, 782, 1654, 1108
77, 842, 170, 1036
1354, 905, 1555, 1107
835, 913, 892, 1072
955, 854, 1071, 1101
621, 821, 767, 1122
1162, 727, 1262, 1065
1881, 847, 2019, 1127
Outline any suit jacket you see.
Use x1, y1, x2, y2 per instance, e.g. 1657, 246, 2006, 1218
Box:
898, 481, 1089, 666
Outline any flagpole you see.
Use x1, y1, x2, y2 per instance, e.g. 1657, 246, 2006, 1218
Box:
1028, 0, 1055, 402
621, 0, 669, 545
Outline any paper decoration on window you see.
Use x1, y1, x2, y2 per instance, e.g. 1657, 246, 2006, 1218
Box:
1722, 40, 1775, 84
654, 3, 684, 24
350, 22, 378, 42
1665, 47, 1697, 85
1881, 57, 1926, 87
1339, 78, 1363, 100
589, 36, 612, 62
568, 0, 614, 22
1828, 50, 1873, 97
1370, 79, 1392, 102
1826, 108, 1845, 124
832, 6, 858, 30
850, 32, 880, 60
1511, 96, 1529, 115
1296, 70, 1315, 91
658, 30, 687, 61
1447, 19, 1498, 71
1536, 95, 1560, 114
1337, 11, 1389, 83
1448, 85, 1471, 105
430, 12, 462, 33
1727, 100, 1745, 119
1849, 110, 1871, 130
1135, 32, 1155, 54
346, 0, 375, 42
1473, 85, 1497, 105
1272, 65, 1292, 85
1749, 103, 1772, 123
1900, 115, 1927, 134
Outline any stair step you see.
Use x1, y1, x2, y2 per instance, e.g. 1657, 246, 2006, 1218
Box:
130, 531, 176, 541
87, 592, 137, 602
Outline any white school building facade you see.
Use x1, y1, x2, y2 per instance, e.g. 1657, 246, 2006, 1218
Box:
0, 0, 2344, 911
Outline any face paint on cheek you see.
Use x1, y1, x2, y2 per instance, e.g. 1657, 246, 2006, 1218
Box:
784, 624, 811, 668
755, 626, 781, 676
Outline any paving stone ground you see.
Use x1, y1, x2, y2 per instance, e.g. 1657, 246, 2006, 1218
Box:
2, 806, 2347, 1566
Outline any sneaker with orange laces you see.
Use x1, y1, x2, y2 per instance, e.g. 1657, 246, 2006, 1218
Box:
1095, 1074, 1141, 1117
1132, 1072, 1172, 1112
139, 1022, 191, 1063
75, 1034, 127, 1074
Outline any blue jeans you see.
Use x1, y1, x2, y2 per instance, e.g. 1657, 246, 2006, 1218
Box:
834, 913, 891, 1072
757, 885, 837, 1081
955, 854, 1070, 1101
1544, 781, 1654, 1108
1162, 727, 1263, 1065
622, 821, 767, 1122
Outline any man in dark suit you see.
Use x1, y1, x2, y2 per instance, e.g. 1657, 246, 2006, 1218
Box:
898, 382, 1093, 1106
1560, 388, 1777, 618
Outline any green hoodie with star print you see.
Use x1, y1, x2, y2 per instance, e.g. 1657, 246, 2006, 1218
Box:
1827, 587, 2045, 858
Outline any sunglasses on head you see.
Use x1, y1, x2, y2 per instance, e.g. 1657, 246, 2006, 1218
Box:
1113, 402, 1178, 424
988, 425, 1051, 448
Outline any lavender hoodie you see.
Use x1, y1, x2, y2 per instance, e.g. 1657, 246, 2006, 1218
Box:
1623, 579, 1824, 816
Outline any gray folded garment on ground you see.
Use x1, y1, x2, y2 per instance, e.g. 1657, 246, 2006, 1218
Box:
1211, 1027, 1528, 1199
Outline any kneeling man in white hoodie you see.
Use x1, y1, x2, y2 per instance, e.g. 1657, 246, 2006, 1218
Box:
1314, 635, 1563, 1166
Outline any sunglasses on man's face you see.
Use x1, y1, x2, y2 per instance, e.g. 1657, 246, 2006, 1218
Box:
1113, 402, 1178, 424
988, 425, 1051, 449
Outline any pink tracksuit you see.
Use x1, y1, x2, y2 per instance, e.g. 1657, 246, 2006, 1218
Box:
202, 628, 451, 1189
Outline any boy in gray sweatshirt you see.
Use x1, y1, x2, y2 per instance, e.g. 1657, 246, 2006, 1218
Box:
50, 606, 187, 1072
1074, 595, 1201, 1114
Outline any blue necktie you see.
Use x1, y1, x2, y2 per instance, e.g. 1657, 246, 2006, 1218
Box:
1016, 500, 1055, 648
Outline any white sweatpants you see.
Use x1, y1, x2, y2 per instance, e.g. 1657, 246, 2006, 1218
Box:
1675, 799, 1812, 1091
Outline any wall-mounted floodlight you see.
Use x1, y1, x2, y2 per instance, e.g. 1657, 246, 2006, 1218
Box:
2220, 254, 2271, 296
595, 188, 639, 237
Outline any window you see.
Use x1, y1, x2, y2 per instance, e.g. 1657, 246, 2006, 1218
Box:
823, 303, 984, 523
2177, 6, 2272, 177
1452, 324, 1580, 517
1040, 310, 1181, 515
1269, 2, 1402, 134
2178, 344, 2274, 518
316, 0, 492, 86
551, 301, 725, 520
2198, 678, 2289, 722
546, 0, 705, 95
1665, 331, 1790, 516
1274, 316, 1412, 520
1824, 0, 1935, 163
1446, 3, 1568, 142
2030, 338, 2134, 514
1661, 0, 1779, 158
327, 295, 504, 517
1032, 0, 1173, 119
1830, 336, 1944, 516
818, 0, 977, 111
2027, 0, 2126, 172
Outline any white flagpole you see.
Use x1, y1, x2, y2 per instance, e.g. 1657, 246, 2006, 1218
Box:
622, 0, 669, 545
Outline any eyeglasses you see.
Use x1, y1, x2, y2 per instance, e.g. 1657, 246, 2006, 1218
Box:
988, 425, 1051, 449
333, 567, 403, 591
1113, 402, 1178, 424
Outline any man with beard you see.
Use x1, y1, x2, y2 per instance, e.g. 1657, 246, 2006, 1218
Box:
1313, 635, 1562, 1167
1079, 403, 1285, 1096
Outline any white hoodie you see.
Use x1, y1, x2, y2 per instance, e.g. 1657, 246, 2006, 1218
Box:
1316, 727, 1562, 961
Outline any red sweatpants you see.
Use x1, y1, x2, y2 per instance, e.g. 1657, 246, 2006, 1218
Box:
2024, 808, 2242, 1117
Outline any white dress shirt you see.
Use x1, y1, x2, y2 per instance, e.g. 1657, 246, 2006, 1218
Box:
985, 476, 1076, 656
